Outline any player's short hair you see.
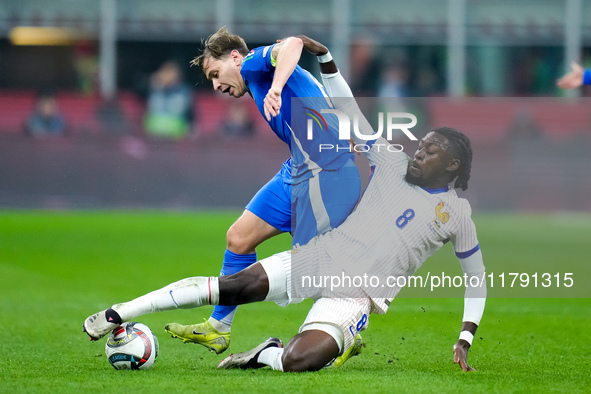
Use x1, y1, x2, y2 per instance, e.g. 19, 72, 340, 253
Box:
432, 127, 472, 191
190, 26, 249, 69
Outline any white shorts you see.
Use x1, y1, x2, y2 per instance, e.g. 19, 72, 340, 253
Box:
300, 297, 370, 354
259, 249, 371, 355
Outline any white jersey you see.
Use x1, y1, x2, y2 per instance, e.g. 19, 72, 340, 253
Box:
295, 136, 481, 314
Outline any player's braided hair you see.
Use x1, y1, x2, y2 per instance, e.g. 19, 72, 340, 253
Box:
432, 127, 472, 191
191, 26, 249, 68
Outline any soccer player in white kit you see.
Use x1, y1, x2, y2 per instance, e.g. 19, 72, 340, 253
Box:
84, 38, 486, 373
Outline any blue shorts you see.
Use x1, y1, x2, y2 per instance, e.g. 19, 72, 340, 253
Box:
246, 159, 360, 246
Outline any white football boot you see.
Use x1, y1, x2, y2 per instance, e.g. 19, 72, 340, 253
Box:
83, 308, 121, 340
217, 337, 283, 369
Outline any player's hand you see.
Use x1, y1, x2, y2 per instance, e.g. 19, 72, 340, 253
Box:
453, 341, 475, 372
556, 61, 584, 89
277, 35, 328, 57
264, 87, 282, 121
349, 137, 362, 155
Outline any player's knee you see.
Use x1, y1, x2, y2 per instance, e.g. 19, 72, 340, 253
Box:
219, 263, 269, 305
226, 225, 256, 254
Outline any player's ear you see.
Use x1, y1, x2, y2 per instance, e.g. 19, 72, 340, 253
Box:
446, 158, 460, 173
231, 50, 242, 65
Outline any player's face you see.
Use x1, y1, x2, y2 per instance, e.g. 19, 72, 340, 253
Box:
406, 132, 460, 189
203, 51, 246, 98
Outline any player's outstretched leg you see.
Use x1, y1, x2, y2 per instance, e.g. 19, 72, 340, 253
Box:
218, 330, 339, 372
83, 263, 272, 341
83, 276, 220, 340
165, 210, 282, 354
163, 251, 253, 354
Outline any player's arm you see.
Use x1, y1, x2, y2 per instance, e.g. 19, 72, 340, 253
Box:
263, 37, 304, 121
296, 35, 374, 142
450, 206, 487, 372
557, 61, 591, 89
297, 35, 410, 169
298, 35, 376, 142
453, 241, 486, 372
296, 36, 343, 91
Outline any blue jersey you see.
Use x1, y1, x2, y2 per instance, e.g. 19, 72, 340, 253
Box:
240, 44, 354, 184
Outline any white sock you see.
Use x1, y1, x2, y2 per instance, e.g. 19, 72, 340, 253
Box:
112, 276, 219, 322
208, 316, 232, 333
257, 347, 284, 371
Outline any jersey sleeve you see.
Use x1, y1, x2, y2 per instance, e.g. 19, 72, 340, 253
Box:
319, 70, 410, 171
450, 200, 480, 258
240, 45, 276, 83
324, 95, 411, 171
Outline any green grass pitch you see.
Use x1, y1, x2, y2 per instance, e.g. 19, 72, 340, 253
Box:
0, 211, 589, 393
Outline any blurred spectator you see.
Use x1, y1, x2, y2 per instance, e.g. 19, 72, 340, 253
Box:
377, 59, 410, 119
349, 37, 381, 95
96, 97, 130, 136
74, 40, 99, 95
414, 66, 441, 97
378, 62, 409, 98
25, 91, 66, 137
144, 61, 194, 139
220, 99, 255, 139
511, 48, 557, 96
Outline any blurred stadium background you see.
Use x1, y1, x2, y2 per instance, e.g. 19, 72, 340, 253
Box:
0, 0, 590, 211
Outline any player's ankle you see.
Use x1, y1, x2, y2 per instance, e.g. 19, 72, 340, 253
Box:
106, 307, 123, 325
208, 317, 231, 333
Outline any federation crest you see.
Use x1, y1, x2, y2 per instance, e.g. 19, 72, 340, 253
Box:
435, 202, 450, 224
430, 202, 450, 230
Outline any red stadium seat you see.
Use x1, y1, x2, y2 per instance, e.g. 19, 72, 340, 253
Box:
428, 98, 591, 143
0, 91, 36, 134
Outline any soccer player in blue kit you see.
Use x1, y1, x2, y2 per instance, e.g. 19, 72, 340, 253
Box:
163, 27, 361, 358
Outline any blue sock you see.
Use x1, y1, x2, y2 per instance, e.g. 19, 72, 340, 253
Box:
211, 249, 257, 328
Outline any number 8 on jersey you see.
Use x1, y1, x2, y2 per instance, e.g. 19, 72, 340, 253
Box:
396, 209, 415, 229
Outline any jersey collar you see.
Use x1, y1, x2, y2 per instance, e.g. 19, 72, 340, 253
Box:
420, 186, 450, 194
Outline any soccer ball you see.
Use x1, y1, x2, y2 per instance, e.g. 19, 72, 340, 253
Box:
105, 322, 159, 370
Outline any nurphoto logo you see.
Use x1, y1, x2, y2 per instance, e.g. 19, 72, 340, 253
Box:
306, 109, 418, 141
